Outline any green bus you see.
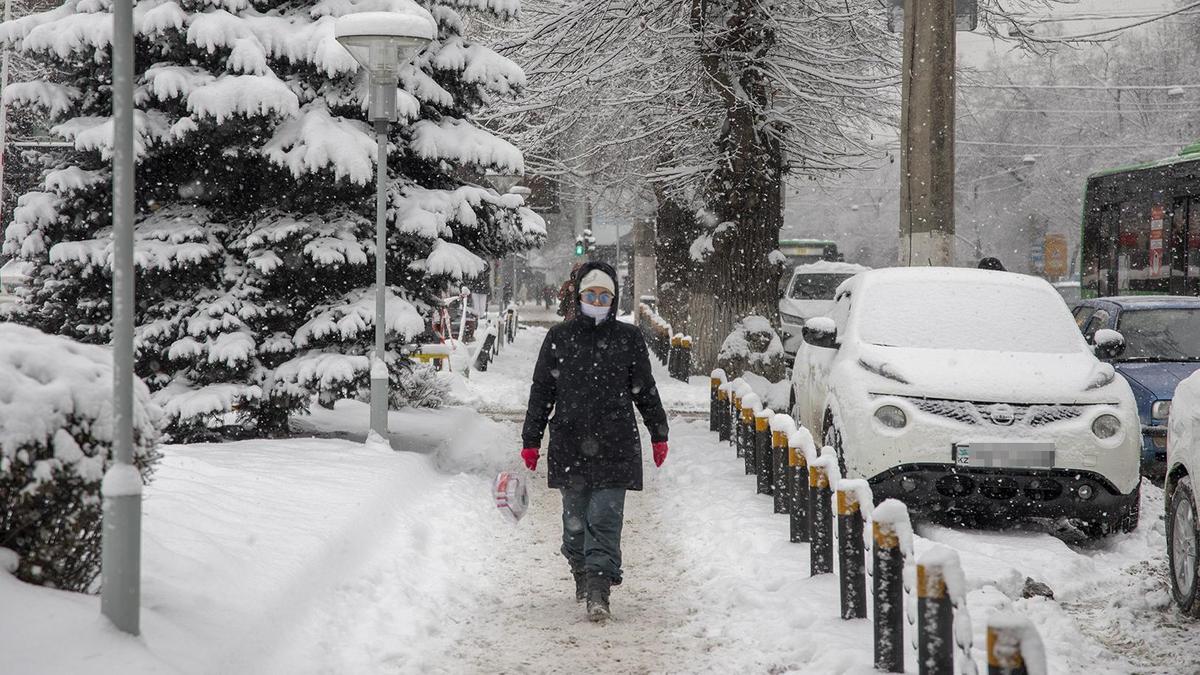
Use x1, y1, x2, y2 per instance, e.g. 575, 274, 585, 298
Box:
1082, 144, 1200, 298
779, 238, 840, 269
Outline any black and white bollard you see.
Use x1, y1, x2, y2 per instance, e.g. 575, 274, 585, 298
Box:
717, 383, 732, 442
836, 481, 869, 620
770, 414, 795, 514
808, 456, 835, 575
741, 393, 762, 474
709, 369, 726, 432
872, 500, 910, 673
917, 548, 957, 675
755, 408, 773, 495
788, 429, 814, 543
987, 611, 1045, 675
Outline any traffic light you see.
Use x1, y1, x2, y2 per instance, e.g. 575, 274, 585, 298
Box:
574, 237, 585, 256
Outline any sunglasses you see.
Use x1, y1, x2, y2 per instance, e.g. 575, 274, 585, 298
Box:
581, 290, 614, 305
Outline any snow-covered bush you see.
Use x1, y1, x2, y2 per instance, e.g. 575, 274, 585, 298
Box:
0, 324, 160, 591
0, 0, 544, 441
393, 363, 449, 409
717, 315, 787, 382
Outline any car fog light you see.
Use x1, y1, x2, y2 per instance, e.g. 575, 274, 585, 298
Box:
1092, 414, 1121, 439
1077, 484, 1094, 500
900, 475, 918, 493
874, 404, 908, 429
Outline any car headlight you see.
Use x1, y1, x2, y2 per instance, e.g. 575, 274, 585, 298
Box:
779, 310, 805, 326
1152, 400, 1171, 420
874, 404, 908, 429
1092, 414, 1122, 439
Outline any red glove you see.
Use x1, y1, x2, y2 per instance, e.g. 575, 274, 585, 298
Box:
652, 441, 669, 467
521, 447, 540, 471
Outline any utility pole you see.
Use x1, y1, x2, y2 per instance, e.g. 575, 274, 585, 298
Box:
899, 0, 957, 266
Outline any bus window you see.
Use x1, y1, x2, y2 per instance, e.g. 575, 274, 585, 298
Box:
1117, 199, 1170, 294
1190, 199, 1200, 295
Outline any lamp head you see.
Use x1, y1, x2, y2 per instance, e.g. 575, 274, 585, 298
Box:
334, 12, 435, 80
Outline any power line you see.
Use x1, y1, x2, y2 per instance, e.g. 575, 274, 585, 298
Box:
959, 140, 1188, 149
960, 83, 1200, 91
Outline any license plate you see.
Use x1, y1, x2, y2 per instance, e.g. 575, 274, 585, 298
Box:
953, 442, 1055, 469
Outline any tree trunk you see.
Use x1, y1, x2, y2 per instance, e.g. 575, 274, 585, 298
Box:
686, 0, 785, 373
653, 192, 700, 330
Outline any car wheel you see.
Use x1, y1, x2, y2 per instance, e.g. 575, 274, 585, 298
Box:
822, 414, 847, 479
1168, 476, 1200, 617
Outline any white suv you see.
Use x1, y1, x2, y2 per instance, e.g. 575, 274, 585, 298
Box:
789, 267, 1141, 536
1166, 373, 1200, 615
778, 261, 869, 356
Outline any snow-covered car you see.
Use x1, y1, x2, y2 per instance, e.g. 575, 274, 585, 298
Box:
1166, 372, 1200, 615
789, 266, 1141, 535
778, 260, 869, 356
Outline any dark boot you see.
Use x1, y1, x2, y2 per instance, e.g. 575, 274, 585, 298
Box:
572, 568, 587, 603
585, 575, 611, 622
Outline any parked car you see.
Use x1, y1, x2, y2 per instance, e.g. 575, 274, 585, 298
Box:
778, 260, 869, 356
789, 267, 1141, 536
1072, 296, 1200, 480
1166, 372, 1200, 615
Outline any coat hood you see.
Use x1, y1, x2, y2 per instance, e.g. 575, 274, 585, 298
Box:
574, 260, 620, 322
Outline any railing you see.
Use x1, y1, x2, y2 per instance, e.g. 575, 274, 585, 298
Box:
709, 371, 1048, 675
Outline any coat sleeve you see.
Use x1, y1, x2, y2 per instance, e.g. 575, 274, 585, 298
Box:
630, 331, 669, 443
521, 329, 558, 448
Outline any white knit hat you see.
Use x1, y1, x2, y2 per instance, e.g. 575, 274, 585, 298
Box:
579, 269, 615, 294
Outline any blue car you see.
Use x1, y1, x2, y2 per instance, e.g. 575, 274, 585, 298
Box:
1073, 296, 1200, 479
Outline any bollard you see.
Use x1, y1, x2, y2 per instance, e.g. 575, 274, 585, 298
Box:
787, 429, 813, 543
679, 335, 692, 380
917, 549, 956, 675
873, 519, 905, 672
709, 369, 726, 432
754, 408, 773, 495
836, 482, 868, 620
739, 398, 754, 464
741, 394, 761, 474
667, 334, 680, 378
808, 456, 834, 575
474, 332, 496, 371
731, 390, 743, 454
769, 414, 794, 514
987, 612, 1044, 675
717, 384, 731, 442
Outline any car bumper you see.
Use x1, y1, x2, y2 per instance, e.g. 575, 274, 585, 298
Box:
1141, 424, 1167, 477
869, 463, 1139, 526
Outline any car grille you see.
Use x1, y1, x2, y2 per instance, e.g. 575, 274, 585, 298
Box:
890, 396, 1088, 427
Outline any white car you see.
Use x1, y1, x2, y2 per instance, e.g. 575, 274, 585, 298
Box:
1166, 372, 1200, 615
789, 266, 1141, 535
778, 260, 869, 356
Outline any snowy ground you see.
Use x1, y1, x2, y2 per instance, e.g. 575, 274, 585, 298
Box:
3, 319, 1199, 673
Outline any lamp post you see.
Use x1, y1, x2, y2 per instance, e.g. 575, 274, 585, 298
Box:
100, 0, 139, 635
335, 11, 434, 439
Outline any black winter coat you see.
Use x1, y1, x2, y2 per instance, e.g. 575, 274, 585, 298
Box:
521, 261, 669, 491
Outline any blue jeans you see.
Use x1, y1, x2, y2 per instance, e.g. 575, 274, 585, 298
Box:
560, 487, 626, 583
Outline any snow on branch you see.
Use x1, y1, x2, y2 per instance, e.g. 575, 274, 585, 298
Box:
293, 287, 425, 347
187, 73, 300, 123
262, 102, 376, 185
51, 109, 174, 159
410, 118, 523, 173
412, 238, 486, 279
2, 81, 80, 118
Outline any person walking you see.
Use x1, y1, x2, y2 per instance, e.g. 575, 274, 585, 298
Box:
520, 261, 670, 622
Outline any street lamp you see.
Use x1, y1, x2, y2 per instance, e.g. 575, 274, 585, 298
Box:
335, 11, 434, 439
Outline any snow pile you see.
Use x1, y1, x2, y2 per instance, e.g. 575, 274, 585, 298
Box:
0, 323, 159, 591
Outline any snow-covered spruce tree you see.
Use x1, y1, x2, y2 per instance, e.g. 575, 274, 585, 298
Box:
0, 0, 543, 440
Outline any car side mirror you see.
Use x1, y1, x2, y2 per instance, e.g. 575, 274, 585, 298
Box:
1093, 328, 1125, 360
802, 317, 838, 349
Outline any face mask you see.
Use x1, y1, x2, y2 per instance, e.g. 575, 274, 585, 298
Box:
580, 301, 609, 322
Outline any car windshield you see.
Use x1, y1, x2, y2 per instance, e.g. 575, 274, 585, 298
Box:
857, 280, 1083, 353
1116, 308, 1200, 362
790, 273, 855, 300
